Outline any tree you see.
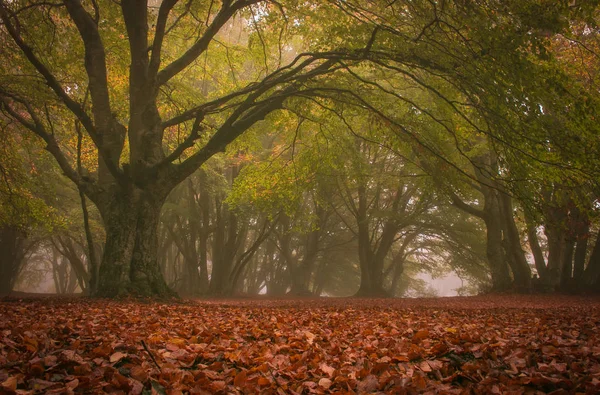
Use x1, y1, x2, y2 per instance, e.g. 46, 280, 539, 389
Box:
0, 113, 61, 294
0, 0, 378, 296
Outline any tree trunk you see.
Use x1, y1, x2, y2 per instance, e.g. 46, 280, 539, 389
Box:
583, 235, 600, 289
485, 216, 512, 291
499, 193, 531, 290
0, 225, 27, 295
389, 254, 405, 297
208, 198, 239, 295
526, 221, 548, 280
197, 171, 211, 292
96, 188, 173, 297
290, 228, 320, 296
560, 238, 575, 290
544, 224, 565, 290
573, 237, 588, 283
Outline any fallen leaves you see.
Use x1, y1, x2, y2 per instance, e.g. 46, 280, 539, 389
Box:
0, 294, 599, 394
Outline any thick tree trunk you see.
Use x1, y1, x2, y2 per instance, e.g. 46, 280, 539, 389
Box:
96, 188, 173, 297
355, 263, 389, 297
483, 198, 512, 292
353, 182, 399, 298
486, 222, 512, 291
0, 226, 27, 295
389, 255, 405, 297
290, 227, 320, 296
208, 200, 240, 295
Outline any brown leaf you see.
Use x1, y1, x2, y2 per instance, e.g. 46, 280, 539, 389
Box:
318, 378, 332, 389
319, 363, 335, 377
1, 376, 17, 391
357, 375, 379, 393
257, 376, 270, 386
412, 330, 430, 342
109, 351, 127, 363
419, 361, 432, 373
66, 379, 79, 389
130, 365, 148, 382
233, 370, 247, 387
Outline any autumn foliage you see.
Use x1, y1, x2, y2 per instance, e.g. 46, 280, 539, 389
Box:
1, 295, 599, 394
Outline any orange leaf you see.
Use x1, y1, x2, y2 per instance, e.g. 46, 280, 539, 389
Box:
412, 330, 430, 342
257, 376, 270, 386
1, 376, 17, 391
234, 370, 247, 387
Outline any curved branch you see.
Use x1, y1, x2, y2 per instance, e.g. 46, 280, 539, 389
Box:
0, 2, 97, 142
0, 92, 99, 199
63, 0, 113, 129
156, 0, 261, 86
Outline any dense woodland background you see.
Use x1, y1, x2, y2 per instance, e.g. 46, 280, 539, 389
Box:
2, 0, 600, 298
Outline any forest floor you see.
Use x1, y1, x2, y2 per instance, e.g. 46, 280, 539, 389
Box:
1, 295, 599, 394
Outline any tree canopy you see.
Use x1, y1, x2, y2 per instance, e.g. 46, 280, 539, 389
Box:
2, 0, 600, 297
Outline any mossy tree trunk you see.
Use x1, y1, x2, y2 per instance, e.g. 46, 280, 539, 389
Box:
95, 185, 174, 297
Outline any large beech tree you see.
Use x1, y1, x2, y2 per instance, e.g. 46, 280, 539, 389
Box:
0, 0, 375, 296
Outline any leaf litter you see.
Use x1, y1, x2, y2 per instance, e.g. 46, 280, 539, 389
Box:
0, 294, 599, 394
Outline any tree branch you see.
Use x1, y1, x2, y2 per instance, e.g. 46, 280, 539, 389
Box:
447, 189, 485, 219
63, 0, 113, 129
0, 2, 97, 142
156, 0, 260, 86
148, 0, 179, 82
0, 92, 95, 196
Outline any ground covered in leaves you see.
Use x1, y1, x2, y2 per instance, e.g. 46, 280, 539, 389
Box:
1, 295, 599, 394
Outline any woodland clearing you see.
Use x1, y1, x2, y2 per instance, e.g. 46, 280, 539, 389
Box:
1, 295, 599, 394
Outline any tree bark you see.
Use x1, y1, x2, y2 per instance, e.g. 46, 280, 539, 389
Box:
0, 226, 27, 295
355, 184, 393, 297
499, 193, 531, 290
583, 235, 600, 289
526, 221, 548, 280
95, 187, 173, 297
